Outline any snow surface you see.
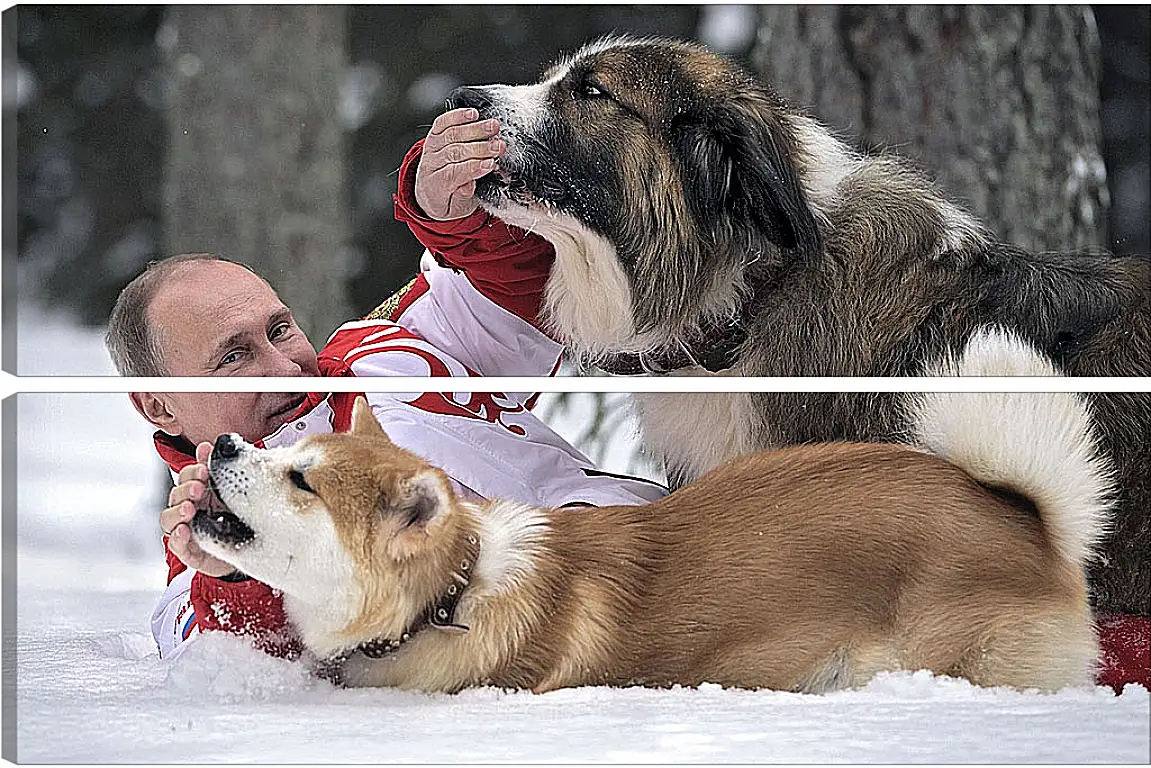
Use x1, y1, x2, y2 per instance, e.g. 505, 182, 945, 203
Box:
7, 308, 1151, 763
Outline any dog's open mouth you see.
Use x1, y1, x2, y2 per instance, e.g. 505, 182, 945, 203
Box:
189, 489, 255, 547
476, 162, 536, 206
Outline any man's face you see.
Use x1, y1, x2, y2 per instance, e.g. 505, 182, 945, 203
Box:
136, 260, 323, 446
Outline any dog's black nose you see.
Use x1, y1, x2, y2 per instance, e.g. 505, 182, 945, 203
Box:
446, 86, 492, 113
213, 434, 240, 461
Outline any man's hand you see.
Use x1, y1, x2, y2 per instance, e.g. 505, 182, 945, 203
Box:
414, 108, 505, 220
160, 441, 237, 579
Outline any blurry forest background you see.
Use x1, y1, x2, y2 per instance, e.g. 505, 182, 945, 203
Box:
7, 5, 1150, 353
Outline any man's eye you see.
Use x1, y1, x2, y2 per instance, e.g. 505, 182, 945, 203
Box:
269, 322, 291, 341
220, 349, 244, 367
289, 470, 314, 493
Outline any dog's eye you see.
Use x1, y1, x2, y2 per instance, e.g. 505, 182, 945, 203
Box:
574, 81, 607, 100
289, 469, 314, 493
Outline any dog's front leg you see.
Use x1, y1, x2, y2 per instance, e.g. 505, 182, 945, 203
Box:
304, 649, 347, 687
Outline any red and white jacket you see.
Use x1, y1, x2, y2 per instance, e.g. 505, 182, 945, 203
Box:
150, 140, 668, 660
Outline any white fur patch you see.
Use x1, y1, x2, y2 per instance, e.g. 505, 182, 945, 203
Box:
910, 328, 1114, 568
468, 500, 550, 598
562, 34, 653, 63
632, 387, 762, 480
789, 115, 863, 222
194, 439, 364, 656
541, 225, 640, 353
932, 199, 989, 257
488, 204, 643, 355
483, 81, 554, 170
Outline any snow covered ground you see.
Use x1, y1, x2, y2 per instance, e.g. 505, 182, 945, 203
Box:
7, 307, 1151, 763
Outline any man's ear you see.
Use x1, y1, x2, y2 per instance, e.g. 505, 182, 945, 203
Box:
130, 393, 181, 435
351, 396, 389, 441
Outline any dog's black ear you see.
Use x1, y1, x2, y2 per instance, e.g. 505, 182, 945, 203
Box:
673, 94, 821, 254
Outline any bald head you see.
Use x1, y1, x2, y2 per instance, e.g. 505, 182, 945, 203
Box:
106, 253, 320, 378
109, 253, 323, 445
147, 259, 289, 375
106, 253, 236, 377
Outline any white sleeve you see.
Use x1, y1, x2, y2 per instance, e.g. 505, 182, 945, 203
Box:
149, 568, 199, 660
396, 251, 564, 377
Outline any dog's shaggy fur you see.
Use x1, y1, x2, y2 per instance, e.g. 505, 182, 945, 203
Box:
447, 36, 1150, 617
190, 395, 1110, 694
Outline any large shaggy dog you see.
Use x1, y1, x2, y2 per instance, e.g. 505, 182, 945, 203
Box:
446, 36, 1150, 617
191, 395, 1109, 694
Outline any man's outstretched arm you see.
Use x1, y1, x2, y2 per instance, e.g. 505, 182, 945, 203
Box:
393, 110, 558, 331
383, 111, 562, 379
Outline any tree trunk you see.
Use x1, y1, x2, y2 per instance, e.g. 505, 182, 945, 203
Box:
752, 5, 1108, 251
161, 5, 350, 341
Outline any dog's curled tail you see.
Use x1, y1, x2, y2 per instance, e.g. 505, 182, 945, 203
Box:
910, 327, 1114, 571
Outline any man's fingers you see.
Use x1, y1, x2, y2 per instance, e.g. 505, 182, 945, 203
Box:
417, 110, 502, 220
168, 524, 236, 578
167, 478, 205, 508
417, 158, 497, 220
160, 500, 196, 536
428, 107, 479, 134
176, 461, 208, 486
427, 108, 483, 137
196, 441, 212, 464
424, 117, 501, 154
422, 135, 504, 175
426, 156, 498, 190
159, 504, 183, 537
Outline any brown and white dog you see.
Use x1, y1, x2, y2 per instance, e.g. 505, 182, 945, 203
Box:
445, 36, 1150, 617
190, 392, 1111, 694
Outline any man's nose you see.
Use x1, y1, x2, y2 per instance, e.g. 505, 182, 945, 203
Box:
259, 345, 305, 377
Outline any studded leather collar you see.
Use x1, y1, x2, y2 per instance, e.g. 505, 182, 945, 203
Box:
328, 533, 481, 667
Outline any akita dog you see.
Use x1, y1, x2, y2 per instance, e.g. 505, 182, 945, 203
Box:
191, 395, 1110, 694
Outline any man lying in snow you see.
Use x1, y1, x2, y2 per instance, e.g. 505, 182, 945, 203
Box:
106, 109, 668, 662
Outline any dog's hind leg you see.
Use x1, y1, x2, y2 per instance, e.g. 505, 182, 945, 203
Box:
950, 609, 1098, 692
708, 641, 902, 693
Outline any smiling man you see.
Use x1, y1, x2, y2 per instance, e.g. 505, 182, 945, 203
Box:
107, 110, 669, 662
113, 255, 320, 447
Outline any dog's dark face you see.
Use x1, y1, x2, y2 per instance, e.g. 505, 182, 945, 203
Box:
448, 37, 822, 355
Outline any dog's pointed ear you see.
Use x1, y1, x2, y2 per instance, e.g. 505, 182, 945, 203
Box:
351, 396, 391, 442
673, 93, 821, 254
398, 471, 448, 529
384, 471, 451, 546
